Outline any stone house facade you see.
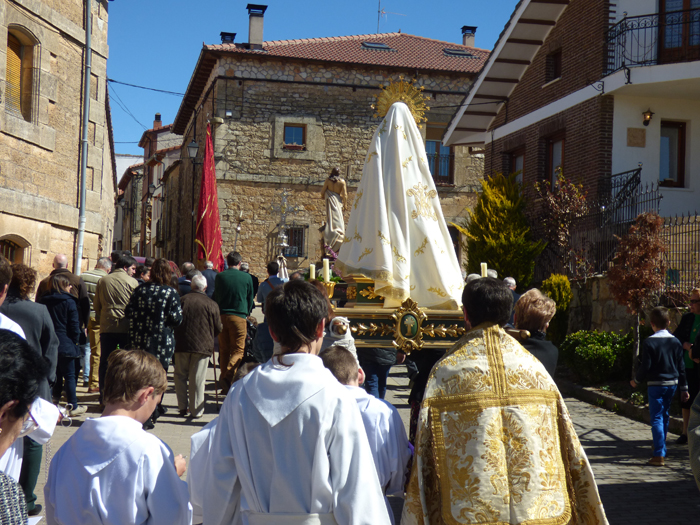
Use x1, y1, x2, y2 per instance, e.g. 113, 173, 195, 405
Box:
170, 7, 489, 277
0, 0, 115, 278
116, 162, 144, 255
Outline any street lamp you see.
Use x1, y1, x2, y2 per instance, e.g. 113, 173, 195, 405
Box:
187, 140, 199, 161
148, 183, 156, 197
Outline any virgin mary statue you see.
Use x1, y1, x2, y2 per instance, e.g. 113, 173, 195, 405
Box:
335, 82, 463, 309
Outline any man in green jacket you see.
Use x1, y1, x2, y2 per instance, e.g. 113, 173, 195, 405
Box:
213, 251, 254, 391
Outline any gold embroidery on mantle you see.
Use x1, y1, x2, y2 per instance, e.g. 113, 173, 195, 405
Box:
406, 183, 438, 221
378, 230, 391, 245
402, 156, 413, 169
394, 124, 408, 140
378, 120, 388, 136
427, 286, 447, 298
414, 237, 428, 257
353, 227, 362, 243
392, 245, 406, 263
357, 247, 373, 262
353, 190, 363, 210
365, 151, 378, 164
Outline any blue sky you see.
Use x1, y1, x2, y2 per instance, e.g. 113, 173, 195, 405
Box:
107, 0, 519, 156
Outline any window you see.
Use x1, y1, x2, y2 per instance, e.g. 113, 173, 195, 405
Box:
443, 48, 476, 58
5, 30, 36, 122
510, 148, 525, 184
546, 136, 564, 186
426, 140, 454, 185
283, 124, 306, 149
447, 225, 462, 261
361, 42, 395, 51
660, 0, 700, 63
0, 238, 23, 263
545, 49, 562, 84
284, 227, 306, 258
659, 121, 686, 187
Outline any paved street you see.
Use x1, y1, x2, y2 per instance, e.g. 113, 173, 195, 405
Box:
32, 363, 699, 524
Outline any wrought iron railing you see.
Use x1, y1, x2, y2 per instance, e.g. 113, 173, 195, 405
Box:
663, 213, 700, 301
606, 8, 700, 74
427, 152, 454, 185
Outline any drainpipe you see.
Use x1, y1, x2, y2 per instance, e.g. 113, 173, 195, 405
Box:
74, 2, 92, 275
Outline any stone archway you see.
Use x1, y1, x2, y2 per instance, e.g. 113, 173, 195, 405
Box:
0, 234, 31, 264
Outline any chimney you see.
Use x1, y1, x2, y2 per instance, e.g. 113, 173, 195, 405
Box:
247, 4, 267, 48
220, 32, 236, 44
153, 113, 162, 130
461, 26, 477, 47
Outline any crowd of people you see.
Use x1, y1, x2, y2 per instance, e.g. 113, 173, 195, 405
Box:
4, 249, 700, 523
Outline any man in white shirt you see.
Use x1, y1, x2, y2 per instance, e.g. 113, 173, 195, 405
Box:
44, 349, 191, 525
321, 346, 412, 524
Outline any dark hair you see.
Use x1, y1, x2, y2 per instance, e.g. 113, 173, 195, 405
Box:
180, 262, 195, 274
0, 330, 48, 420
134, 264, 147, 279
227, 252, 242, 267
462, 277, 513, 327
116, 255, 137, 270
0, 255, 12, 290
650, 306, 670, 330
310, 279, 334, 324
51, 274, 71, 294
320, 346, 357, 386
103, 349, 167, 404
144, 257, 155, 267
266, 280, 328, 356
185, 268, 200, 280
289, 271, 304, 281
110, 250, 123, 264
233, 362, 259, 383
329, 167, 341, 181
150, 258, 173, 286
266, 261, 279, 275
10, 263, 37, 299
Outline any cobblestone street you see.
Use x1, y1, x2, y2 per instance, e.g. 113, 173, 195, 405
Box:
32, 363, 700, 524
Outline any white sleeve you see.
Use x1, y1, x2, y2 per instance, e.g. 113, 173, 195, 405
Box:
143, 445, 193, 525
327, 396, 391, 525
27, 398, 60, 445
382, 407, 412, 498
202, 395, 242, 525
188, 420, 218, 524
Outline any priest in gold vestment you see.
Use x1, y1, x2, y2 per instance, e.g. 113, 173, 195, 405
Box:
402, 278, 608, 525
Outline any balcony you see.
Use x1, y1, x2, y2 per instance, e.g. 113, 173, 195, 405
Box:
426, 151, 454, 186
606, 7, 700, 75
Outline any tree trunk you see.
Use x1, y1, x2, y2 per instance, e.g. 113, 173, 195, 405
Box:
632, 311, 640, 378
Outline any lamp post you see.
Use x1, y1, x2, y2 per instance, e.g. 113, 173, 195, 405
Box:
233, 212, 245, 252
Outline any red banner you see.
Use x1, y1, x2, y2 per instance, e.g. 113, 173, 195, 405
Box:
195, 123, 225, 271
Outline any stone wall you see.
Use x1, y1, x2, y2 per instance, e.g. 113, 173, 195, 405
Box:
170, 57, 483, 276
0, 0, 115, 279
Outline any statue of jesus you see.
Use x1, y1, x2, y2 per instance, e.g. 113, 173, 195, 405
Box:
320, 167, 347, 254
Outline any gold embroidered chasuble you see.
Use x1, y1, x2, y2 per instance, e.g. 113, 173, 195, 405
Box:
402, 324, 608, 525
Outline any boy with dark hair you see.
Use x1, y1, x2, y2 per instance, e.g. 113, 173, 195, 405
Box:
203, 280, 390, 524
321, 345, 412, 524
631, 306, 689, 466
44, 350, 192, 524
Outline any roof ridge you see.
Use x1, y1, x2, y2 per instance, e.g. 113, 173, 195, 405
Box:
391, 32, 490, 52
263, 32, 402, 46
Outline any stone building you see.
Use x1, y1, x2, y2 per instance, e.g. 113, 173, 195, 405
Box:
0, 0, 116, 278
116, 162, 144, 255
169, 5, 489, 276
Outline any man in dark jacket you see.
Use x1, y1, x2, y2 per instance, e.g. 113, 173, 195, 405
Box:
201, 260, 218, 299
213, 251, 254, 391
174, 275, 222, 418
36, 254, 90, 331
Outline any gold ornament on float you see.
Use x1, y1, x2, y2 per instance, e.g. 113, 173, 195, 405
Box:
372, 77, 430, 127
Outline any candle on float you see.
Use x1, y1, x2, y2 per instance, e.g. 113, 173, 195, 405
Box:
480, 262, 488, 278
323, 259, 330, 282
239, 210, 243, 219
309, 264, 316, 280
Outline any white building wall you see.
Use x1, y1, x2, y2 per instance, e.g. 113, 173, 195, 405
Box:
614, 0, 658, 21
612, 94, 700, 217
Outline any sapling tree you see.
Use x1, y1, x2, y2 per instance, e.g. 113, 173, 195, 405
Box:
607, 212, 667, 373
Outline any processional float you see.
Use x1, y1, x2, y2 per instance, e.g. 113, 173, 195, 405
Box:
331, 79, 467, 354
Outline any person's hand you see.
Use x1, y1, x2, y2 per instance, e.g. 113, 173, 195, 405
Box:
682, 391, 690, 403
684, 342, 693, 351
174, 454, 187, 477
395, 351, 406, 365
630, 379, 638, 388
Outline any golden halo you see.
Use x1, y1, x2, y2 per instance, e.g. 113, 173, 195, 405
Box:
372, 77, 430, 127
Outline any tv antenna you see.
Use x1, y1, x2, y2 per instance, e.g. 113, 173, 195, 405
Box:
377, 1, 406, 33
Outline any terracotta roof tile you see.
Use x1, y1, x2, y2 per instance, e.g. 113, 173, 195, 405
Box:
206, 33, 489, 74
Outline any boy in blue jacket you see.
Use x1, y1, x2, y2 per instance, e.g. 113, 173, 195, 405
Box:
631, 306, 689, 466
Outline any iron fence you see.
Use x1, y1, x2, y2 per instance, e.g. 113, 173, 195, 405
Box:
607, 7, 700, 75
662, 213, 700, 301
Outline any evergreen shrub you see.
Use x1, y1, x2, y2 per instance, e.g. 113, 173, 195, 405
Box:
456, 173, 545, 290
560, 330, 633, 384
541, 274, 573, 345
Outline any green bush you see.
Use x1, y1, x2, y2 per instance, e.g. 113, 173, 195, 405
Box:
560, 330, 633, 384
541, 274, 573, 346
458, 172, 546, 290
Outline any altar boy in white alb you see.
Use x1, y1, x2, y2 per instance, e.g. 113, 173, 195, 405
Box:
44, 350, 192, 525
202, 280, 390, 525
321, 346, 413, 524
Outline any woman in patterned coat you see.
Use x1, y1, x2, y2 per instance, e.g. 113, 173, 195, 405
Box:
126, 258, 183, 369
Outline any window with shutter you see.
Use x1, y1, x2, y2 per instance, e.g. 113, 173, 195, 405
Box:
6, 34, 23, 117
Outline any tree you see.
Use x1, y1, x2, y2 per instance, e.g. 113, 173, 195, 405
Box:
453, 172, 545, 290
607, 212, 667, 372
534, 170, 591, 279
